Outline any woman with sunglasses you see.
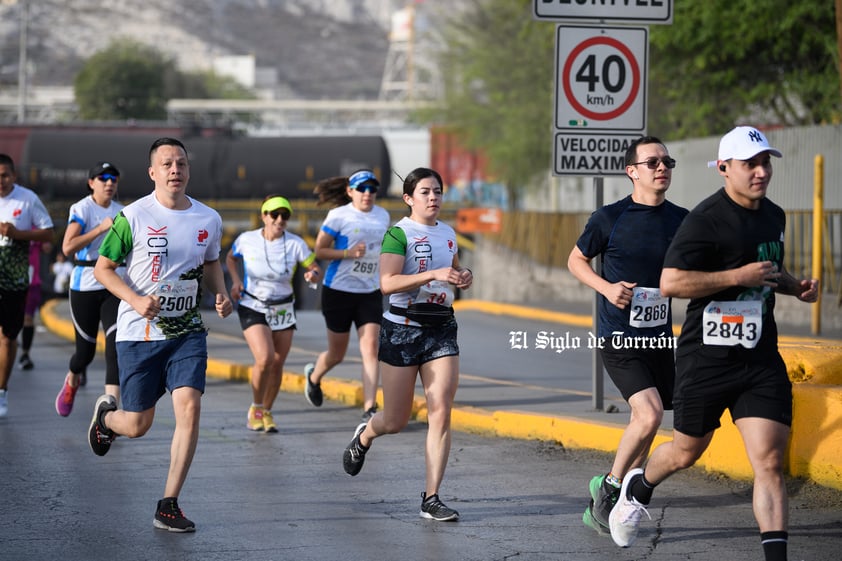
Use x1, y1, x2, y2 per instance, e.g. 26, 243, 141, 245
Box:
55, 162, 125, 417
342, 167, 473, 522
304, 170, 390, 421
226, 196, 320, 433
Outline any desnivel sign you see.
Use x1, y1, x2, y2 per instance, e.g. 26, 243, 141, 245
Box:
534, 0, 673, 24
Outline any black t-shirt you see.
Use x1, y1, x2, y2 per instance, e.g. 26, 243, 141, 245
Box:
576, 195, 688, 339
663, 188, 786, 358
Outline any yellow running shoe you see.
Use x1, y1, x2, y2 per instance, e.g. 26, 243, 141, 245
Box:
262, 409, 278, 433
247, 405, 263, 431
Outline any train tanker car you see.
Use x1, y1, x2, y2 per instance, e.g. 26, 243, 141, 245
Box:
1, 125, 391, 202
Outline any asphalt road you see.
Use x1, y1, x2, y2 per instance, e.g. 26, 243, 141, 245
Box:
1, 306, 840, 561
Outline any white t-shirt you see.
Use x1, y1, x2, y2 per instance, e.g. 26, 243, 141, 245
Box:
228, 228, 315, 314
67, 194, 125, 291
320, 203, 390, 293
380, 217, 459, 326
0, 184, 53, 291
98, 192, 223, 341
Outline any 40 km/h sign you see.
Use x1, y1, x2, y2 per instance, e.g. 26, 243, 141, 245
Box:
555, 25, 647, 132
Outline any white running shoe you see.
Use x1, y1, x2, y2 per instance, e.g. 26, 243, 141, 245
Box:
608, 468, 651, 547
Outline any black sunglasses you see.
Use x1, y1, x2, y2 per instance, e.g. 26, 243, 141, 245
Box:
354, 184, 378, 194
266, 209, 290, 220
631, 157, 676, 170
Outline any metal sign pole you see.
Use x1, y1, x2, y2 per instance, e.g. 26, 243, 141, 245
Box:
592, 176, 604, 411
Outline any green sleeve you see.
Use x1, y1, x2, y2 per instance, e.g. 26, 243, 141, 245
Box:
98, 212, 133, 264
381, 226, 406, 255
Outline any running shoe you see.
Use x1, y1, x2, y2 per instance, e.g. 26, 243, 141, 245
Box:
304, 363, 323, 407
153, 497, 196, 533
19, 354, 34, 371
583, 499, 608, 535
0, 389, 7, 417
361, 404, 378, 422
342, 422, 369, 476
588, 474, 620, 530
420, 493, 459, 522
247, 405, 264, 431
608, 468, 651, 547
55, 373, 79, 417
88, 394, 117, 456
262, 409, 278, 433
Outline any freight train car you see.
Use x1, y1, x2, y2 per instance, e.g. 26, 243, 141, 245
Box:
1, 125, 391, 202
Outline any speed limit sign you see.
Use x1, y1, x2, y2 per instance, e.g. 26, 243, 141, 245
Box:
555, 25, 647, 132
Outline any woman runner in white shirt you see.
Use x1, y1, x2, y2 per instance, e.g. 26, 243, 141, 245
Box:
304, 170, 390, 421
341, 167, 473, 522
226, 196, 320, 433
55, 162, 125, 417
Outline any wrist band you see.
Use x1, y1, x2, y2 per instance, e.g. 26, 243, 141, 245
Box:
344, 249, 348, 258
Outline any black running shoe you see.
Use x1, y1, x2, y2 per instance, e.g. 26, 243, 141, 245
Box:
342, 422, 369, 476
88, 394, 116, 456
304, 363, 323, 407
153, 497, 196, 533
583, 499, 609, 535
420, 493, 459, 521
19, 354, 34, 371
361, 404, 378, 422
589, 474, 620, 529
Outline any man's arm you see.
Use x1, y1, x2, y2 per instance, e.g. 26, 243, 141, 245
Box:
25, 227, 54, 243
660, 261, 782, 299
0, 223, 53, 243
775, 267, 819, 302
94, 255, 160, 320
567, 245, 635, 309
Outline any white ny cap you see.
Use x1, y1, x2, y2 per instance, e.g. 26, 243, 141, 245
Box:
718, 125, 782, 161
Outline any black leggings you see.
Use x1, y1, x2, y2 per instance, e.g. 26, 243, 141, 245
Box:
68, 289, 120, 386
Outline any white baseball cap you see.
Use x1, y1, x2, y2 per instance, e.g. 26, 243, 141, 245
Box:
717, 126, 782, 162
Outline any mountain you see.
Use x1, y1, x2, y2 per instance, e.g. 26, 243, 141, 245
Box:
0, 0, 398, 100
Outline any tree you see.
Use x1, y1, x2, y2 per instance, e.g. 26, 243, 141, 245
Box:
648, 0, 841, 139
426, 0, 555, 207
428, 0, 841, 202
168, 69, 255, 101
74, 40, 175, 120
74, 40, 255, 121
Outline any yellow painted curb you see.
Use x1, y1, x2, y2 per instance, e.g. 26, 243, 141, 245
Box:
789, 384, 842, 489
454, 299, 593, 329
779, 344, 842, 385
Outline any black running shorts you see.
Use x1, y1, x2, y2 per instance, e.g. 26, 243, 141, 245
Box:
320, 285, 383, 333
378, 318, 459, 367
672, 350, 792, 437
600, 346, 675, 409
